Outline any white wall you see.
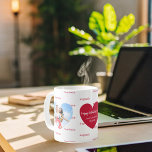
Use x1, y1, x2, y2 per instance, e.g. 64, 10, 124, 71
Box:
0, 0, 32, 87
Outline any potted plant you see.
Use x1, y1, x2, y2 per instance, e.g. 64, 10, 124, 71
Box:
69, 3, 148, 74
68, 3, 148, 93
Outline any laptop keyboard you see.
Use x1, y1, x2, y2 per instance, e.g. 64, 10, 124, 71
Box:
98, 102, 144, 119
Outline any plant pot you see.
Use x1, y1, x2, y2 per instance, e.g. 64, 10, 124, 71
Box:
96, 72, 112, 94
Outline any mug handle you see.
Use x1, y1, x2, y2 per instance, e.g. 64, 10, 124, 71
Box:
44, 92, 54, 131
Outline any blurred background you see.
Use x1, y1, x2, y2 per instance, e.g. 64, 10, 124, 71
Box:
0, 0, 148, 88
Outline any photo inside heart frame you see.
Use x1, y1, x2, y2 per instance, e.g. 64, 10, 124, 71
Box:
80, 102, 98, 129
54, 102, 73, 129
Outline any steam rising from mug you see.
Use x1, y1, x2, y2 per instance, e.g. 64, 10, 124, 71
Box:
77, 57, 92, 84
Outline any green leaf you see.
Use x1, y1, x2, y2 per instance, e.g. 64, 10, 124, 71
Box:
77, 40, 104, 49
77, 40, 92, 45
103, 3, 117, 31
100, 47, 119, 57
124, 24, 148, 41
101, 32, 118, 41
97, 32, 118, 44
124, 43, 149, 47
89, 11, 105, 34
69, 45, 119, 58
68, 26, 93, 41
116, 13, 135, 35
69, 46, 97, 56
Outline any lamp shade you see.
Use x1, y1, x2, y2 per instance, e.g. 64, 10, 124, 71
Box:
11, 0, 20, 13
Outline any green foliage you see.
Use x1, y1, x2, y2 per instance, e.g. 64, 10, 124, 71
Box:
97, 32, 118, 44
103, 3, 117, 31
124, 25, 148, 41
89, 11, 105, 34
69, 45, 98, 56
96, 146, 117, 152
68, 3, 148, 74
116, 13, 135, 34
68, 27, 93, 40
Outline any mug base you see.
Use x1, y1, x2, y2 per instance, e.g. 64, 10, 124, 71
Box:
54, 137, 98, 143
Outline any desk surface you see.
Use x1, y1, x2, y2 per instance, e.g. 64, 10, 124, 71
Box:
0, 87, 152, 152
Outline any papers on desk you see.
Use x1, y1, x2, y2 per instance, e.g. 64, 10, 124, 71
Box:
8, 90, 53, 106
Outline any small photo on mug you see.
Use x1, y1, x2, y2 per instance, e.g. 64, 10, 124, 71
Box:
54, 102, 73, 129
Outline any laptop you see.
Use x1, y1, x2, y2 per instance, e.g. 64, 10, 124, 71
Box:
76, 139, 152, 152
98, 47, 152, 127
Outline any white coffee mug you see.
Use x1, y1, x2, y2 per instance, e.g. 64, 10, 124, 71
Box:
44, 86, 98, 143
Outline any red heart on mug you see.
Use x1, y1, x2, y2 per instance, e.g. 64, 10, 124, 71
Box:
80, 102, 98, 129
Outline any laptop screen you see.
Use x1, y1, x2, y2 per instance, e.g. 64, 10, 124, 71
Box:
107, 47, 152, 114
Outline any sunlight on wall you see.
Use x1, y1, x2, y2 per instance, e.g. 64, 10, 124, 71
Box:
0, 0, 32, 87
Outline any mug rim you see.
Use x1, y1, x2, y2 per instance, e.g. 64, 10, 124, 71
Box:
54, 85, 98, 91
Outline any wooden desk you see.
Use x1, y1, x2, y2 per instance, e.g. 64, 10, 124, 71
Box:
0, 87, 152, 152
